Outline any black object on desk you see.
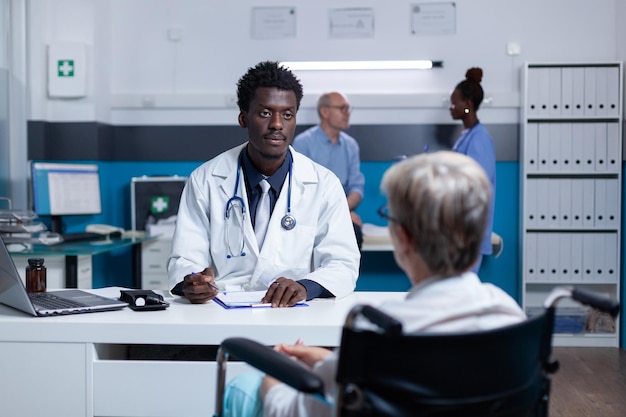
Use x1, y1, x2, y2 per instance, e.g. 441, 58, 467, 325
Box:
59, 231, 122, 243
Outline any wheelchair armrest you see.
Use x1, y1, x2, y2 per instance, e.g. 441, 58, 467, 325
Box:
219, 337, 325, 395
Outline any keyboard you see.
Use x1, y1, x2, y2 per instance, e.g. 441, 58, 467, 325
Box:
30, 292, 86, 309
60, 232, 106, 243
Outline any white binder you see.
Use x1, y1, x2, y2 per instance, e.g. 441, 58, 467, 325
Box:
570, 179, 584, 229
570, 234, 584, 283
605, 179, 619, 228
581, 179, 595, 228
595, 66, 609, 117
558, 233, 571, 282
537, 124, 550, 172
582, 123, 596, 173
525, 180, 538, 228
583, 67, 597, 116
570, 122, 585, 173
559, 123, 573, 173
607, 122, 620, 173
526, 67, 540, 117
571, 67, 586, 117
524, 123, 538, 173
548, 67, 562, 116
548, 179, 560, 228
606, 66, 620, 117
594, 179, 607, 228
604, 233, 618, 283
548, 124, 561, 173
524, 233, 538, 282
536, 180, 549, 229
536, 233, 550, 281
537, 68, 551, 117
559, 179, 572, 228
582, 233, 595, 280
594, 123, 607, 172
560, 67, 574, 116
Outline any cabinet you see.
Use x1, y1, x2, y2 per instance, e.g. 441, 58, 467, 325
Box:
141, 237, 172, 290
521, 62, 622, 347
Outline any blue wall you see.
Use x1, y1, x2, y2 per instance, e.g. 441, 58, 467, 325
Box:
40, 160, 521, 300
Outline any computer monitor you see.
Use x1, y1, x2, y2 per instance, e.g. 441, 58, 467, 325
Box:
31, 162, 102, 233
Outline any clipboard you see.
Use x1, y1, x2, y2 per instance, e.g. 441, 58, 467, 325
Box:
214, 290, 308, 309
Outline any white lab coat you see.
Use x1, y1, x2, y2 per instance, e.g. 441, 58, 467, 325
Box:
167, 143, 360, 298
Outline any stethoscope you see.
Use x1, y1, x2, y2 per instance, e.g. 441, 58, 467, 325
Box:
225, 151, 296, 258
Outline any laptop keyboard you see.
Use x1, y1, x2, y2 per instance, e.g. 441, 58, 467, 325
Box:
30, 292, 86, 310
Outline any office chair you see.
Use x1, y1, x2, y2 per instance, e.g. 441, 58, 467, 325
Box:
214, 287, 620, 417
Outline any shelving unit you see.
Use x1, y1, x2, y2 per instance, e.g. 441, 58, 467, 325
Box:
521, 62, 623, 347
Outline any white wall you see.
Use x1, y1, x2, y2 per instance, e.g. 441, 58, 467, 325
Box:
26, 0, 624, 126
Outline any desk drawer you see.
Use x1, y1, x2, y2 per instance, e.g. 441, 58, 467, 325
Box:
93, 359, 252, 417
141, 239, 172, 273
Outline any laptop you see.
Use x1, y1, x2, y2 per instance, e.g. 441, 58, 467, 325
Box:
0, 237, 128, 316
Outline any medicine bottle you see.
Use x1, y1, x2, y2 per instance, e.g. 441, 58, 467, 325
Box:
26, 258, 47, 293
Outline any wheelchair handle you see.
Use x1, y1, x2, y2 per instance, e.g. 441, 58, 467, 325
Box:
345, 304, 403, 335
572, 287, 620, 317
545, 286, 620, 318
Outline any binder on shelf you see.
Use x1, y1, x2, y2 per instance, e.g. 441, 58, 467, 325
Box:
606, 66, 620, 117
526, 67, 541, 117
548, 67, 562, 116
604, 233, 618, 283
525, 180, 538, 228
548, 124, 561, 173
570, 234, 584, 283
607, 123, 620, 172
595, 67, 609, 117
594, 123, 607, 172
582, 123, 596, 173
537, 124, 550, 172
524, 123, 538, 173
547, 179, 560, 228
581, 234, 595, 280
571, 67, 586, 117
560, 67, 574, 116
537, 67, 551, 117
571, 122, 585, 173
583, 67, 597, 117
593, 178, 607, 228
535, 180, 550, 229
558, 233, 570, 282
570, 179, 584, 228
524, 233, 538, 282
559, 123, 573, 173
559, 179, 572, 228
536, 233, 550, 281
605, 179, 619, 228
581, 179, 595, 228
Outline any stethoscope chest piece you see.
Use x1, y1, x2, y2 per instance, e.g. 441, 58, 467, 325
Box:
281, 214, 296, 231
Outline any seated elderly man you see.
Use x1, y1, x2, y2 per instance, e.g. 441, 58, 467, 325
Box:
222, 151, 525, 417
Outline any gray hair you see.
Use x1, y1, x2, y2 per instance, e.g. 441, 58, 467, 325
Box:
380, 151, 491, 275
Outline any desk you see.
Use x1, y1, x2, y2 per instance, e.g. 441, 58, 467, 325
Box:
8, 237, 152, 288
0, 288, 406, 417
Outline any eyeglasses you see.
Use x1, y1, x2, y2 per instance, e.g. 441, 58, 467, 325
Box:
325, 105, 353, 113
377, 204, 400, 224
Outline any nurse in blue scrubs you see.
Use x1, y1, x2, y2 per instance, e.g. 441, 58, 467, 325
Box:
449, 67, 496, 273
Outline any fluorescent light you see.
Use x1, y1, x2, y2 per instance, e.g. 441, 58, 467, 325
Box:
281, 60, 443, 71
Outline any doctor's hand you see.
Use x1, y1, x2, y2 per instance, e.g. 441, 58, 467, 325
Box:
262, 277, 307, 308
182, 268, 219, 304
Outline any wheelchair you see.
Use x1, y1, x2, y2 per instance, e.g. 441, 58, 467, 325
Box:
214, 286, 620, 417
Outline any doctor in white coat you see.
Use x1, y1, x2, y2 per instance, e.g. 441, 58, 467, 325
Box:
168, 61, 360, 307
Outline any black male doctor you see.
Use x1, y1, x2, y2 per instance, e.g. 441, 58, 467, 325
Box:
167, 61, 360, 307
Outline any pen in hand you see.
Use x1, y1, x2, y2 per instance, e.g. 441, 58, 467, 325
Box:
191, 272, 220, 291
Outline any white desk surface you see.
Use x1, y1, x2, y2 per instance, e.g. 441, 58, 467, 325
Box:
0, 288, 407, 347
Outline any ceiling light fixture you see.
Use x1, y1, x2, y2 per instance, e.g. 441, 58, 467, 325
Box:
281, 60, 443, 71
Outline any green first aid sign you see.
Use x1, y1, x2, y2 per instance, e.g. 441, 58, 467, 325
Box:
151, 196, 170, 214
57, 60, 75, 77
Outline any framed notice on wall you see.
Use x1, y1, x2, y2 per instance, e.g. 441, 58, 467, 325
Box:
411, 3, 456, 36
329, 8, 375, 39
251, 7, 297, 39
